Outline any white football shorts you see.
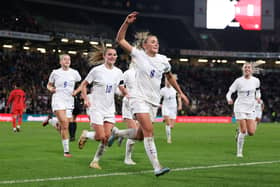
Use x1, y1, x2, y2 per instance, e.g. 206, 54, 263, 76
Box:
162, 105, 177, 119
129, 98, 158, 122
235, 111, 256, 120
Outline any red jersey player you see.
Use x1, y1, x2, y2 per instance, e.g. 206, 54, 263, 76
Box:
6, 81, 26, 132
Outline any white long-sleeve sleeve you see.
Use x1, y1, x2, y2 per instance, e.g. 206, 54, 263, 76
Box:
226, 89, 233, 102
255, 79, 261, 99
226, 80, 237, 102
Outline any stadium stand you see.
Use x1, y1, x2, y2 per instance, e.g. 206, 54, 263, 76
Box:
1, 0, 280, 122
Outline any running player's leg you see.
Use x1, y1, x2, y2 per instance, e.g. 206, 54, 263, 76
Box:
164, 116, 172, 143
17, 110, 23, 131
136, 113, 169, 176
237, 119, 247, 158
79, 111, 102, 149
88, 124, 105, 169
55, 110, 71, 157
108, 126, 137, 146
123, 118, 138, 164
11, 112, 17, 132
89, 122, 113, 169
246, 119, 256, 136
69, 121, 77, 141
124, 139, 136, 165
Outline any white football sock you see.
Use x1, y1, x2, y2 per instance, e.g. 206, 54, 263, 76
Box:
237, 132, 246, 155
116, 128, 137, 139
125, 139, 135, 161
143, 137, 161, 172
93, 143, 106, 162
62, 139, 70, 153
49, 118, 58, 128
86, 131, 95, 140
165, 125, 171, 140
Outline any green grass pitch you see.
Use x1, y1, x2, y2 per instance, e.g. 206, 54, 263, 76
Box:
0, 122, 279, 187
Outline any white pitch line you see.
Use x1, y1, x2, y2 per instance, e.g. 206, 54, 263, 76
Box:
1, 160, 280, 184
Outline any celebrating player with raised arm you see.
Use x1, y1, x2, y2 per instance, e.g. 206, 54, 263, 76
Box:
110, 12, 189, 177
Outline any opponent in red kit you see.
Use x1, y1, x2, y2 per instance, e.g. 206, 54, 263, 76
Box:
6, 81, 26, 132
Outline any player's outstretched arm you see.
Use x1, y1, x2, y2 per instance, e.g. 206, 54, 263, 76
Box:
116, 11, 139, 54
80, 80, 90, 108
165, 72, 189, 106
72, 83, 82, 96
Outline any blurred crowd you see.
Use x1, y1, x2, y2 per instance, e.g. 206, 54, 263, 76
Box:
0, 50, 279, 122
1, 5, 280, 122
0, 15, 41, 33
0, 51, 89, 115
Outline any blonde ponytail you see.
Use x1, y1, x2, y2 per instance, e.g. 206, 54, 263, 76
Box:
88, 43, 107, 66
134, 32, 150, 49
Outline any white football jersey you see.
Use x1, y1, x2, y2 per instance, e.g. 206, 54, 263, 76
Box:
49, 68, 81, 99
123, 68, 136, 93
130, 47, 171, 106
85, 64, 123, 114
255, 99, 263, 113
226, 76, 261, 113
160, 86, 177, 108
122, 68, 136, 119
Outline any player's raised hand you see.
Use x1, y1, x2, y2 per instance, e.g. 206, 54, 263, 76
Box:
125, 11, 139, 24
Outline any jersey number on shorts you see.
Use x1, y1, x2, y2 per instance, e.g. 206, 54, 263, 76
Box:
105, 85, 113, 93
